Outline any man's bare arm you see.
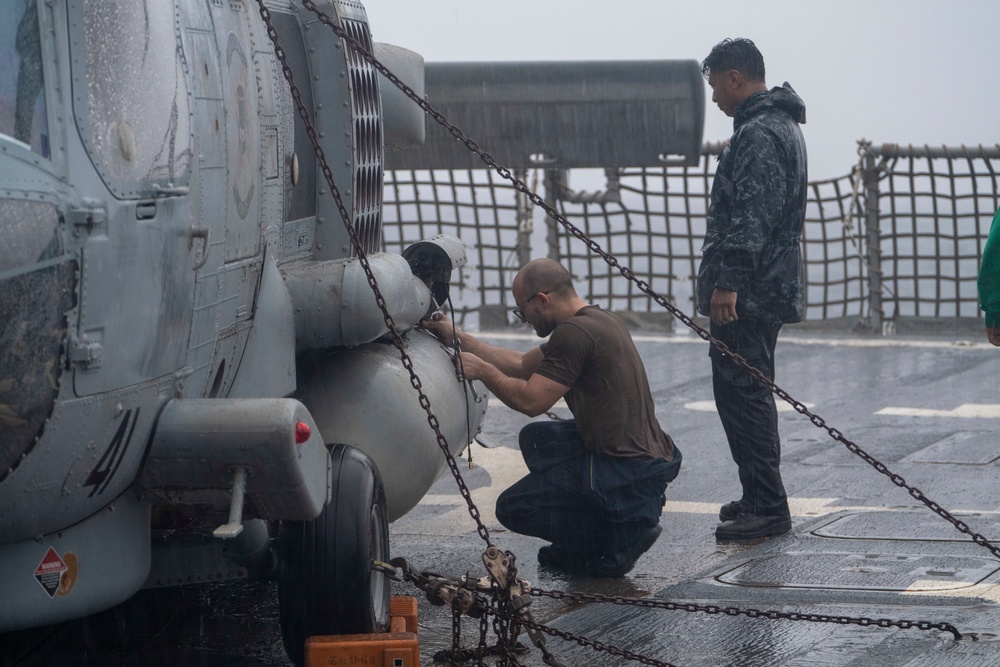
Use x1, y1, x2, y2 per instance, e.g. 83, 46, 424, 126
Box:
420, 313, 542, 379
457, 351, 568, 417
458, 335, 538, 379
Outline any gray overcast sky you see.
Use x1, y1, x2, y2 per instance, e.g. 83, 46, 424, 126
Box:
365, 0, 999, 179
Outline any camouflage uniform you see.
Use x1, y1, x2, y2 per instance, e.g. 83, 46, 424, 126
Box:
697, 83, 807, 323
696, 83, 808, 524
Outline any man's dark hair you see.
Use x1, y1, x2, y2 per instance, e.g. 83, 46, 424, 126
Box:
701, 38, 765, 83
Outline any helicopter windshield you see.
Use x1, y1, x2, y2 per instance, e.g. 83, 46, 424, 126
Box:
0, 0, 50, 158
74, 0, 191, 191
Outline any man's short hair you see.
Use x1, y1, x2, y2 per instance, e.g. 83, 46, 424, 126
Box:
519, 258, 576, 297
701, 38, 765, 83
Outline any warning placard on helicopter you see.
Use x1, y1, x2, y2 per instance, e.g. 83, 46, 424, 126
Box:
34, 547, 68, 598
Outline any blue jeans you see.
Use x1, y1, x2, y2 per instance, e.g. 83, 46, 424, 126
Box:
495, 420, 682, 558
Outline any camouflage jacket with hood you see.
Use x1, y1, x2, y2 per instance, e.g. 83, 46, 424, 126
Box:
697, 83, 808, 324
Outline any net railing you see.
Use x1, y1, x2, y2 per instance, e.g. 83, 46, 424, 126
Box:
383, 142, 1000, 332
382, 168, 524, 327
873, 144, 1000, 323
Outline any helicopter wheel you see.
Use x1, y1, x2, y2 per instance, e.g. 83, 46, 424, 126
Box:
278, 444, 390, 666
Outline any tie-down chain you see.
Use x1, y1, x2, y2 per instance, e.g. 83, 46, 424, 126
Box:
254, 1, 979, 664
376, 548, 572, 667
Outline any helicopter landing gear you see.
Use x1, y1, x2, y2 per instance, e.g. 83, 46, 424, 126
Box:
278, 444, 390, 666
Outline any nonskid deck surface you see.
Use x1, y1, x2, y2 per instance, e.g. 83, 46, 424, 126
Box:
5, 330, 999, 666
392, 329, 1000, 667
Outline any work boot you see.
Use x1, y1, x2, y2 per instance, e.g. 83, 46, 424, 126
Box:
715, 513, 792, 541
537, 544, 587, 574
585, 525, 662, 578
718, 499, 743, 522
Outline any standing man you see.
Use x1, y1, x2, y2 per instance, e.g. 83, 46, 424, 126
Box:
421, 259, 681, 577
697, 38, 807, 540
979, 206, 1000, 346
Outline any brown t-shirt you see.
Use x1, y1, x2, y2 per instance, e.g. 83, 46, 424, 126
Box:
536, 306, 675, 461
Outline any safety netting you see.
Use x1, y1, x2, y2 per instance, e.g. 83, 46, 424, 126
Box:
383, 143, 1000, 331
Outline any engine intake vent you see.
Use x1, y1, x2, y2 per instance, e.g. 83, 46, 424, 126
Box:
342, 18, 383, 255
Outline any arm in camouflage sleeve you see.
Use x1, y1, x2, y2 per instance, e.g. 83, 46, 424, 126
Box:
713, 127, 790, 295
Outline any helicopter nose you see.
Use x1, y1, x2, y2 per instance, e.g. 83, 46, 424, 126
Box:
0, 198, 75, 480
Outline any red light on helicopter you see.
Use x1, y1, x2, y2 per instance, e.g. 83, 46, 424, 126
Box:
295, 421, 311, 444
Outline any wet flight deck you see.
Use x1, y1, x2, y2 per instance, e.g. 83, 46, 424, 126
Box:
4, 327, 999, 666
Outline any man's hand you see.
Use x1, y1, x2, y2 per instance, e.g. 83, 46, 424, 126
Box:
455, 350, 489, 381
710, 288, 739, 325
419, 312, 458, 346
987, 326, 1000, 347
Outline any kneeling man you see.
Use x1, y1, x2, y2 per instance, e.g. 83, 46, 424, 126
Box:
421, 259, 681, 577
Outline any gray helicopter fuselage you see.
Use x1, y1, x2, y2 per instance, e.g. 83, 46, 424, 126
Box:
0, 0, 484, 633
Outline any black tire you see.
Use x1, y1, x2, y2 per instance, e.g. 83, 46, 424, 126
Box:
278, 444, 390, 666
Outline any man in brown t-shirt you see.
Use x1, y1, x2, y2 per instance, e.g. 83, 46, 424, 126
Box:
420, 259, 681, 577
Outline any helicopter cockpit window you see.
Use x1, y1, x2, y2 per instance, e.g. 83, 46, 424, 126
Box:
0, 200, 61, 274
0, 0, 50, 158
74, 0, 191, 195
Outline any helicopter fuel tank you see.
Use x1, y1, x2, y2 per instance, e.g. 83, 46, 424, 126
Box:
296, 329, 487, 522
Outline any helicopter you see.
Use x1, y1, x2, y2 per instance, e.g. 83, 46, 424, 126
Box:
0, 0, 487, 663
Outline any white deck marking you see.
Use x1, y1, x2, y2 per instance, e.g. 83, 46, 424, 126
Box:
664, 498, 1000, 519
684, 400, 814, 413
904, 580, 1000, 603
877, 404, 1000, 418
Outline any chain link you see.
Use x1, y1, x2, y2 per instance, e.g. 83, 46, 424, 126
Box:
509, 612, 680, 667
255, 2, 975, 662
530, 587, 962, 640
